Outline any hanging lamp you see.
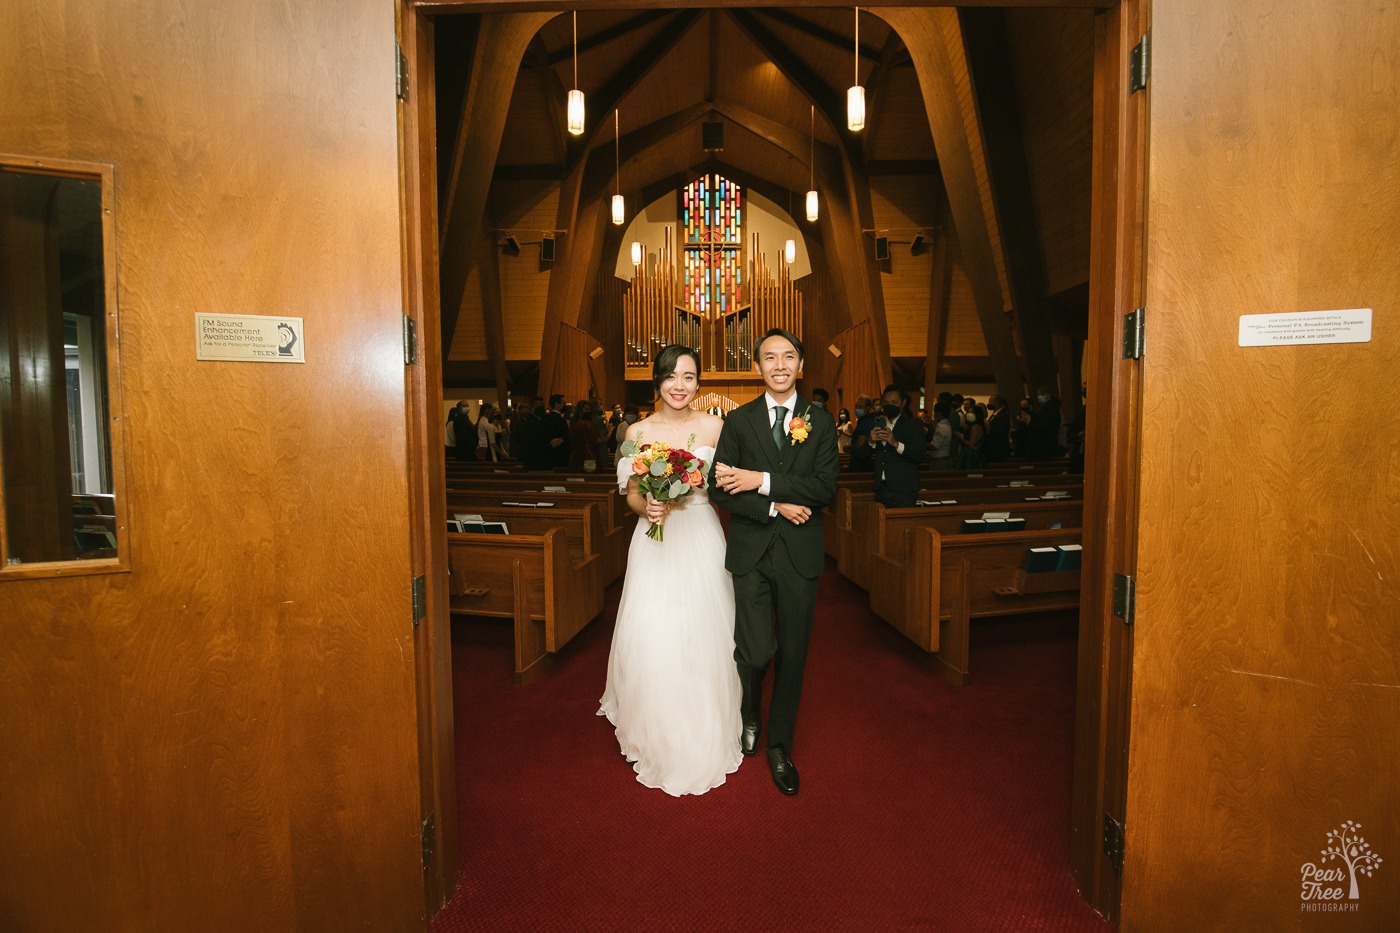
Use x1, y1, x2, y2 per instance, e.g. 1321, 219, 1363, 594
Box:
567, 13, 585, 135
611, 109, 625, 225
805, 106, 819, 222
785, 175, 796, 264
848, 8, 866, 132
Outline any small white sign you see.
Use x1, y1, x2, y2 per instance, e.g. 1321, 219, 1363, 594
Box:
196, 313, 305, 363
1238, 308, 1371, 347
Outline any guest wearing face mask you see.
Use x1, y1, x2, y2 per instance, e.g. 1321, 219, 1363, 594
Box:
810, 387, 829, 410
835, 408, 853, 453
870, 385, 927, 507
846, 394, 877, 472
1026, 386, 1063, 460
1013, 397, 1035, 458
983, 395, 1011, 463
928, 401, 956, 469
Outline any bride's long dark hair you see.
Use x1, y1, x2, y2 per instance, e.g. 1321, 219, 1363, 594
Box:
651, 344, 700, 390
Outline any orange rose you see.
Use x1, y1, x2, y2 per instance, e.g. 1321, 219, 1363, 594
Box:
631, 458, 649, 475
684, 469, 704, 487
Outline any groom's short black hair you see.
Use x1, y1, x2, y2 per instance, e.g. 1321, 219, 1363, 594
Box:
753, 328, 803, 363
651, 344, 700, 390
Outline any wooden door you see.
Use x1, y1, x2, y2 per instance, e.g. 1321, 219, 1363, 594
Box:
0, 2, 427, 930
1124, 0, 1400, 927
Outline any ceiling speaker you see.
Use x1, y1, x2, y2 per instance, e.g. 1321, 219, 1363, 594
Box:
702, 121, 724, 151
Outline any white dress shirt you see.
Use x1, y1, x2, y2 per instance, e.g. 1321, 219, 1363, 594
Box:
758, 391, 797, 509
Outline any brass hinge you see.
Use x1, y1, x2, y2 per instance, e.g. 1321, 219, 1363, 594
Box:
421, 814, 435, 871
1129, 33, 1150, 94
403, 314, 418, 365
1122, 308, 1144, 360
411, 574, 426, 627
1103, 813, 1125, 873
1113, 573, 1136, 626
396, 41, 408, 102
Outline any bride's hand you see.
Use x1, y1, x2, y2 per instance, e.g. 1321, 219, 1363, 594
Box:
645, 496, 670, 523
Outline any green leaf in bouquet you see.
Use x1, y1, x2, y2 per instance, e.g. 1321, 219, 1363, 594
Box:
649, 459, 668, 477
617, 439, 638, 457
669, 479, 686, 498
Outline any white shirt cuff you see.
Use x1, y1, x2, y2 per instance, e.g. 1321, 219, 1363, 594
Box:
758, 472, 771, 497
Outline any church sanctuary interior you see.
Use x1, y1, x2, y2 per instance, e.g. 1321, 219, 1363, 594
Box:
2, 1, 1396, 931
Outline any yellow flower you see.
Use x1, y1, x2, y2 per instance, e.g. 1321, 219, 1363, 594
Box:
789, 414, 810, 444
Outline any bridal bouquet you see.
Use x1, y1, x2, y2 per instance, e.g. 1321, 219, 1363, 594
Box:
618, 439, 708, 541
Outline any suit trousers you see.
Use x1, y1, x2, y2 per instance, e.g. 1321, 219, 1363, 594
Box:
731, 535, 817, 754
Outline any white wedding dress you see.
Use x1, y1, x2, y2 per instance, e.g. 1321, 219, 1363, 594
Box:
598, 446, 743, 796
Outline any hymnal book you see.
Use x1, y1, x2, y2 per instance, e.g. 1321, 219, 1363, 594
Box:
1004, 517, 1027, 531
1025, 496, 1043, 501
1055, 544, 1083, 571
483, 522, 508, 534
1009, 480, 1031, 487
982, 518, 1008, 532
446, 519, 463, 533
453, 513, 484, 524
942, 499, 957, 505
543, 486, 568, 492
535, 501, 555, 508
961, 519, 988, 534
500, 501, 521, 507
566, 477, 585, 483
459, 521, 488, 534
916, 500, 942, 507
1042, 490, 1071, 499
1023, 547, 1059, 572
981, 511, 1011, 520
493, 469, 509, 473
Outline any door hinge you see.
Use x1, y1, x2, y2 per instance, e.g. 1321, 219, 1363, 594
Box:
421, 814, 435, 871
1103, 813, 1125, 873
1129, 33, 1150, 94
403, 314, 418, 365
1122, 308, 1144, 360
1113, 572, 1136, 626
411, 574, 426, 627
396, 41, 408, 101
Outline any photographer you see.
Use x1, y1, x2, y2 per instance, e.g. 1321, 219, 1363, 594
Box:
870, 385, 926, 508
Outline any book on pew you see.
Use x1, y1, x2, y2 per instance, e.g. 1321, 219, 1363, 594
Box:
982, 511, 1011, 520
493, 469, 509, 473
1042, 490, 1071, 499
982, 518, 1008, 532
1024, 496, 1043, 501
453, 513, 484, 524
566, 477, 585, 483
1056, 544, 1083, 571
447, 519, 463, 533
542, 486, 568, 492
1008, 480, 1031, 487
1004, 517, 1027, 531
458, 521, 488, 534
483, 521, 508, 534
1023, 547, 1060, 572
961, 519, 988, 534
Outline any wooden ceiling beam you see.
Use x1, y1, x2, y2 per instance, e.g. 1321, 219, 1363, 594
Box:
961, 8, 1059, 393
543, 10, 674, 66
881, 7, 1024, 404
861, 31, 909, 163
724, 9, 845, 142
524, 36, 569, 168
753, 8, 884, 62
438, 12, 553, 364
473, 214, 512, 403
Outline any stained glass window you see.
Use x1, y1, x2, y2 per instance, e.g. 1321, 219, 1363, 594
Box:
681, 174, 743, 317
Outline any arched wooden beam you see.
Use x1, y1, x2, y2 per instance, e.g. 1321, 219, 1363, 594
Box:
439, 12, 553, 365
880, 7, 1024, 404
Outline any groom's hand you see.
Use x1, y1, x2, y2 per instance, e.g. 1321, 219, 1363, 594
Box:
714, 463, 762, 494
775, 503, 812, 525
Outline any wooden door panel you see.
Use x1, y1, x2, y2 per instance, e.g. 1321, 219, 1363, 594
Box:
0, 2, 423, 930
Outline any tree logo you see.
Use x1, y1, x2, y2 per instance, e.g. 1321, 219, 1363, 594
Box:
1300, 821, 1384, 912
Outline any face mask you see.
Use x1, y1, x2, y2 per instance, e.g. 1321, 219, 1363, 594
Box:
853, 408, 865, 418
1037, 394, 1050, 404
812, 400, 825, 409
882, 404, 901, 420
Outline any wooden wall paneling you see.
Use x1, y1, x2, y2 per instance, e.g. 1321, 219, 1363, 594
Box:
959, 8, 1058, 395
493, 179, 559, 360
880, 7, 1022, 405
399, 5, 458, 912
925, 185, 952, 393
1068, 1, 1147, 920
1124, 0, 1400, 927
869, 174, 935, 359
0, 0, 425, 929
438, 13, 552, 364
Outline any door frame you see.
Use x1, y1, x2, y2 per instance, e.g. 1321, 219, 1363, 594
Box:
395, 0, 1149, 921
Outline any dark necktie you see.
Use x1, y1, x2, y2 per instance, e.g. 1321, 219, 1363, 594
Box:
772, 405, 787, 449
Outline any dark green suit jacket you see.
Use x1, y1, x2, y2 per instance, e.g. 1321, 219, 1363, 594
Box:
709, 396, 839, 579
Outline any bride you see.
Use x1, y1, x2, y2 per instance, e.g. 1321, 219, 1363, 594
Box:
597, 344, 742, 796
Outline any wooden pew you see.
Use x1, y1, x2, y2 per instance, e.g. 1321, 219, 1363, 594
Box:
446, 528, 604, 683
442, 496, 629, 586
826, 480, 1084, 561
445, 477, 633, 543
875, 526, 1083, 686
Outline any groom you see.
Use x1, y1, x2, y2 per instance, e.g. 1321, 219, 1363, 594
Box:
710, 328, 838, 796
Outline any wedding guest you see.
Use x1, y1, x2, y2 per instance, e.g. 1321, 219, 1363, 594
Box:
847, 394, 876, 472
835, 408, 853, 453
569, 402, 601, 471
983, 395, 1011, 463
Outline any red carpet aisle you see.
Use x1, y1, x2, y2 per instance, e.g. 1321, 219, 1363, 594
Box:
431, 562, 1112, 932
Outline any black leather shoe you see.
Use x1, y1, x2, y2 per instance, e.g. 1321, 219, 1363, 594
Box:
740, 718, 760, 756
767, 747, 799, 796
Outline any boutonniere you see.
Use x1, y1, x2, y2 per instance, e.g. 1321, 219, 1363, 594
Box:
788, 405, 813, 444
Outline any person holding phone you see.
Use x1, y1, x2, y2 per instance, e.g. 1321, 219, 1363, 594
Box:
871, 385, 926, 508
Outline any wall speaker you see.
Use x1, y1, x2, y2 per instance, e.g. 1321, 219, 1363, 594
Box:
874, 235, 889, 261
702, 121, 725, 151
503, 235, 520, 257
541, 235, 555, 262
910, 233, 925, 255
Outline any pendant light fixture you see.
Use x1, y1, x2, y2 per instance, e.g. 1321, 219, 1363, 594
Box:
847, 8, 866, 132
785, 177, 796, 264
631, 241, 642, 267
805, 105, 819, 222
611, 109, 625, 226
567, 12, 585, 136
